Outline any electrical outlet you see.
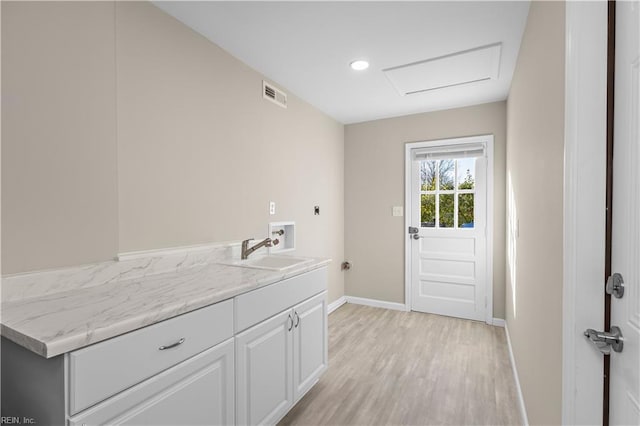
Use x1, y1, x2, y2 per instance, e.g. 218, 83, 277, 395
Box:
392, 206, 403, 217
314, 206, 320, 215
269, 201, 276, 215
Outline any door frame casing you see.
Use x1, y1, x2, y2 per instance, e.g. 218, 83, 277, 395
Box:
404, 134, 494, 325
562, 1, 608, 424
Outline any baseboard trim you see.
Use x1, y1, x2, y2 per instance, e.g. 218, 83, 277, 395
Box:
327, 296, 347, 314
345, 296, 407, 311
505, 323, 529, 426
492, 318, 506, 327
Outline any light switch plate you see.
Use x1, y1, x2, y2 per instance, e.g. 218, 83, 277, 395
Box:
269, 201, 276, 215
392, 206, 403, 217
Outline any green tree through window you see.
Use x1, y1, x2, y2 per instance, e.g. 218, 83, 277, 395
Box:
458, 169, 475, 227
420, 160, 475, 228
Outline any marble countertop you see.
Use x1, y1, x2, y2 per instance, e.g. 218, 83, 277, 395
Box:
1, 256, 330, 358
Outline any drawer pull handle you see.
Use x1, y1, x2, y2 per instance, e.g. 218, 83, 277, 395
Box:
294, 312, 300, 328
159, 337, 185, 351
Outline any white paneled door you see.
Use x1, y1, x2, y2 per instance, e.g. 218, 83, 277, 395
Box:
610, 2, 640, 424
409, 137, 491, 322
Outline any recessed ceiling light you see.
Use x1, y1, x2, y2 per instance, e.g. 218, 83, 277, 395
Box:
350, 60, 369, 71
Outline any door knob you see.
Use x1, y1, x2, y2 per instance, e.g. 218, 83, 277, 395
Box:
412, 234, 420, 240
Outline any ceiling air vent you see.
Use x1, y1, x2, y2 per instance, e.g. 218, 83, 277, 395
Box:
263, 81, 287, 108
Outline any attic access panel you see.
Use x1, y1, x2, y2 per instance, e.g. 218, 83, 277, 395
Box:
383, 43, 502, 96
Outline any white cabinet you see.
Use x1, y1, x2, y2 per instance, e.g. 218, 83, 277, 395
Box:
1, 267, 328, 426
236, 291, 327, 426
1, 301, 235, 426
235, 267, 327, 333
292, 292, 328, 401
235, 310, 294, 426
68, 300, 234, 414
69, 338, 235, 426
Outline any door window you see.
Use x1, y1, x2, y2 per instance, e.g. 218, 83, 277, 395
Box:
420, 158, 476, 228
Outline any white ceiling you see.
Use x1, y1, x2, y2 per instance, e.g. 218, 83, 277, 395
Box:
153, 1, 530, 124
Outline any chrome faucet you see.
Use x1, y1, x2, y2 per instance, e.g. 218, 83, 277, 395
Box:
241, 237, 279, 260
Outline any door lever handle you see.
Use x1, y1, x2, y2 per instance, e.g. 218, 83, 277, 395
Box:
584, 326, 623, 354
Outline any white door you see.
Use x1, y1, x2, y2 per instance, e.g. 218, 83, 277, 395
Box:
236, 310, 293, 426
292, 292, 328, 401
610, 2, 640, 424
409, 138, 490, 322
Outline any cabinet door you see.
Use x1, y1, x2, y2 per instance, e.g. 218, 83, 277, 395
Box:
292, 291, 328, 401
68, 339, 234, 426
236, 309, 294, 426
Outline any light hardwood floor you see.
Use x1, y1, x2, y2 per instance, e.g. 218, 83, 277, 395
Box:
280, 303, 521, 426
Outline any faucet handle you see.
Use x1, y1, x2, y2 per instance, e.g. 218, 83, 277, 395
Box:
272, 238, 280, 246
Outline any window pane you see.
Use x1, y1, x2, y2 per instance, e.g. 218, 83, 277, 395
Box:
457, 158, 475, 190
421, 194, 435, 227
420, 161, 436, 191
458, 193, 475, 228
438, 160, 455, 190
439, 194, 454, 228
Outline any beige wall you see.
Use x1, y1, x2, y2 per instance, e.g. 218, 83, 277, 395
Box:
344, 101, 507, 318
505, 1, 565, 425
2, 1, 345, 303
1, 1, 119, 273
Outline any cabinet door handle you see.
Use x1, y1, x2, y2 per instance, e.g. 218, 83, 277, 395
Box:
294, 311, 300, 328
159, 337, 185, 351
287, 314, 293, 331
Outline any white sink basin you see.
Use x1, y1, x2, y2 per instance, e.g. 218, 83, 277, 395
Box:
222, 255, 312, 271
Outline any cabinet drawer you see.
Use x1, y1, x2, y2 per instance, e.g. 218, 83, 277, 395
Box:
68, 338, 234, 426
68, 299, 233, 415
235, 268, 327, 333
